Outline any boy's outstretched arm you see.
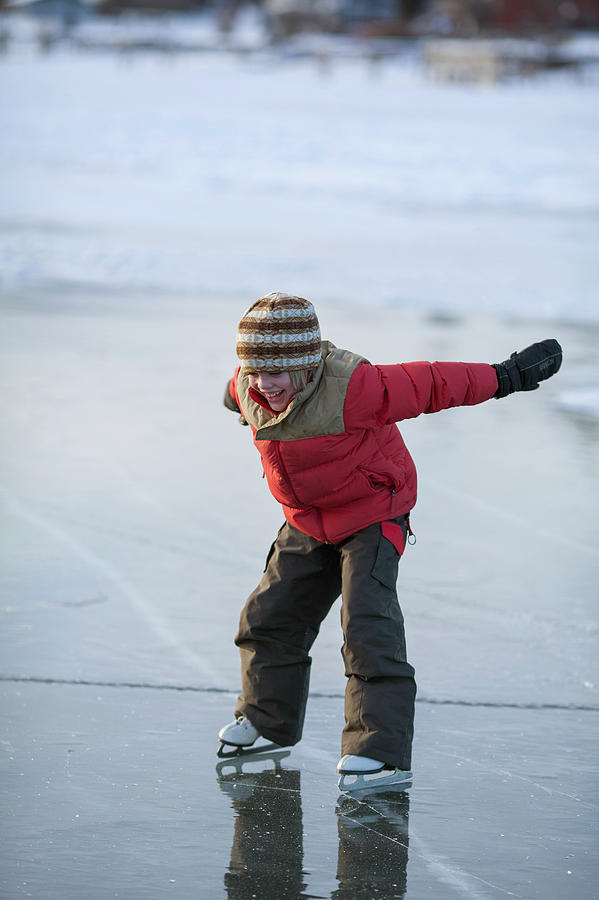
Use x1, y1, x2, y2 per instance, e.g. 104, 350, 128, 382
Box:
345, 339, 563, 425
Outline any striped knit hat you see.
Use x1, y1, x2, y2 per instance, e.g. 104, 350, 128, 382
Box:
236, 292, 322, 373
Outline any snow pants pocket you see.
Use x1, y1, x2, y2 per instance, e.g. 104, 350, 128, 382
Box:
340, 516, 410, 673
338, 516, 415, 769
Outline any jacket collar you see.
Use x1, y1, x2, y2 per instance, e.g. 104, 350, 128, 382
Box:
237, 346, 328, 434
236, 341, 368, 442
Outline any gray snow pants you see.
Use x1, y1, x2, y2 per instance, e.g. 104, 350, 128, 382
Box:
234, 517, 416, 769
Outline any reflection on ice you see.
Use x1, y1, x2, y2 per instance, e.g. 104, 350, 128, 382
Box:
336, 787, 410, 900
217, 754, 412, 900
2, 682, 597, 899
217, 764, 306, 900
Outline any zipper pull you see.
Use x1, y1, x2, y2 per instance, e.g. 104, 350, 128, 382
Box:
406, 515, 416, 546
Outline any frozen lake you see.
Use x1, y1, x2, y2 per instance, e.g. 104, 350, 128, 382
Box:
1, 45, 598, 899
1, 301, 598, 898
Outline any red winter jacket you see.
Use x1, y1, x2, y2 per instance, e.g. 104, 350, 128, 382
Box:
227, 342, 498, 544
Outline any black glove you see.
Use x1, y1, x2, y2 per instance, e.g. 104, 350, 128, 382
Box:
223, 382, 241, 413
492, 339, 562, 399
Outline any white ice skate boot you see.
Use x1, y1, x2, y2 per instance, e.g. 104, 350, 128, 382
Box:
219, 716, 259, 748
217, 715, 281, 759
337, 754, 412, 792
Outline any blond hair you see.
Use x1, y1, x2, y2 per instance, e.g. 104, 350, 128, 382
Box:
289, 369, 315, 393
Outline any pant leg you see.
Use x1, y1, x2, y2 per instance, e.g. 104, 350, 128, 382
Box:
235, 522, 341, 747
338, 517, 416, 769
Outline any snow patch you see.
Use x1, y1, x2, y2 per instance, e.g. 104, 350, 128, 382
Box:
0, 49, 597, 323
555, 388, 599, 421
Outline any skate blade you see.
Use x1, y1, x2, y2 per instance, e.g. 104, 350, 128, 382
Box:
217, 739, 282, 760
216, 747, 291, 777
338, 769, 412, 793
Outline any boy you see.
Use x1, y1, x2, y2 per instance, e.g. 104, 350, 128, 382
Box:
219, 292, 562, 790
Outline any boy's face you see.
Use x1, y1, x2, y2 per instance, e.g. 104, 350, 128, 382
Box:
248, 371, 295, 412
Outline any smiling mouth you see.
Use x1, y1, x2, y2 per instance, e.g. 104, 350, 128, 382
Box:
264, 390, 284, 400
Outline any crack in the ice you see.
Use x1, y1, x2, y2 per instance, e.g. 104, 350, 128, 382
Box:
0, 492, 219, 682
429, 478, 599, 561
0, 675, 232, 694
1, 675, 598, 712
429, 747, 599, 812
219, 782, 301, 795
410, 829, 522, 899
337, 811, 520, 899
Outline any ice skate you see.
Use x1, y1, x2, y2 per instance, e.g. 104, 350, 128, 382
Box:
217, 715, 281, 759
337, 754, 412, 792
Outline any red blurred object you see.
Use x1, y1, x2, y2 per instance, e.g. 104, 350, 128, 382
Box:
485, 0, 599, 30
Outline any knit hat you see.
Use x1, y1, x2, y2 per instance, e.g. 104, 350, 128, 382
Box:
236, 292, 322, 373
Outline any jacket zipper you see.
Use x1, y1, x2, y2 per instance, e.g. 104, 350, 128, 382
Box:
273, 442, 303, 510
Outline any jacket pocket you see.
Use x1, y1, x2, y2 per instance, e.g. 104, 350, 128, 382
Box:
359, 465, 402, 495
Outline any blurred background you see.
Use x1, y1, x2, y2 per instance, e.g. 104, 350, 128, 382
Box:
1, 0, 599, 328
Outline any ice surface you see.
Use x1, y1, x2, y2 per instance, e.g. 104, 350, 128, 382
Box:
1, 306, 597, 706
2, 305, 598, 899
1, 44, 598, 899
1, 683, 598, 899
